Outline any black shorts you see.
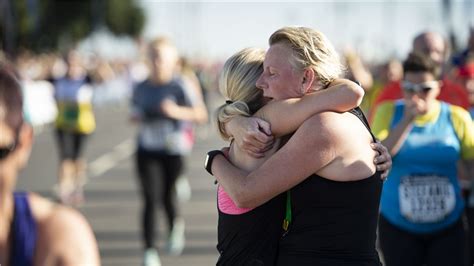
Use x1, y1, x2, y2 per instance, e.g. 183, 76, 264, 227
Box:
378, 215, 467, 266
55, 129, 87, 160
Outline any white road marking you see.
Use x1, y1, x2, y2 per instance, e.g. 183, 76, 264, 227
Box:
88, 138, 135, 178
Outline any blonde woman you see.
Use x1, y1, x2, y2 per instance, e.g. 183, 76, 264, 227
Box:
208, 45, 388, 265
208, 27, 389, 265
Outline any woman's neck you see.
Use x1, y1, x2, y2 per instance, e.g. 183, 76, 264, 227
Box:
150, 70, 174, 85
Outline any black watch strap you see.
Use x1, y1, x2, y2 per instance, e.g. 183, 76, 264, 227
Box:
205, 150, 224, 176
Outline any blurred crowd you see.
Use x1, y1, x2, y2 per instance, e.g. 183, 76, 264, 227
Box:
344, 27, 474, 119
0, 48, 222, 128
3, 26, 472, 129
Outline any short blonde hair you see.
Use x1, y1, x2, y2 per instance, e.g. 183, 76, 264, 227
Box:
148, 36, 178, 62
216, 48, 265, 140
149, 36, 176, 51
269, 26, 344, 89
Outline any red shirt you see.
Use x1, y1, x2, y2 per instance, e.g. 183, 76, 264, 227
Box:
371, 77, 469, 118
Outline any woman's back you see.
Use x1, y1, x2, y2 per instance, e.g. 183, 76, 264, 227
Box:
277, 172, 382, 265
315, 110, 377, 182
277, 108, 383, 265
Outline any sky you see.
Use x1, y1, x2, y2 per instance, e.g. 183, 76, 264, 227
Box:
136, 0, 473, 63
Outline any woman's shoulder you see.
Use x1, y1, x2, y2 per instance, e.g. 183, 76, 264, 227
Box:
29, 193, 99, 264
29, 193, 93, 241
306, 111, 361, 131
305, 111, 374, 145
27, 192, 55, 221
309, 112, 377, 181
448, 103, 472, 120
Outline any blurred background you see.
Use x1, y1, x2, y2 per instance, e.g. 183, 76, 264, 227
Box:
1, 0, 473, 265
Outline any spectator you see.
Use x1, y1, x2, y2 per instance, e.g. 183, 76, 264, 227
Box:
0, 62, 100, 266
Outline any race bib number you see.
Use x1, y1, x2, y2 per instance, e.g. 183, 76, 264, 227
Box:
165, 132, 189, 153
399, 174, 455, 223
140, 121, 169, 150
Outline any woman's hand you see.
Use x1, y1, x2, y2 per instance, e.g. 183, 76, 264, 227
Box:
226, 116, 274, 158
160, 98, 178, 117
371, 141, 392, 180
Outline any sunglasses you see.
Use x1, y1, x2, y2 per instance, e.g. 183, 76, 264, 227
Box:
402, 81, 438, 94
0, 142, 16, 160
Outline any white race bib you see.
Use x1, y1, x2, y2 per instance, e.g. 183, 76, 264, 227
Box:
165, 132, 186, 153
140, 121, 191, 154
399, 174, 455, 223
140, 121, 169, 150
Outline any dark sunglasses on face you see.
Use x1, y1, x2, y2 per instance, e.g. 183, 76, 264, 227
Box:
402, 81, 438, 94
0, 142, 16, 160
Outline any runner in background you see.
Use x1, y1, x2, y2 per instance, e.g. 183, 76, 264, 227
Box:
130, 37, 207, 266
372, 52, 474, 266
51, 50, 95, 206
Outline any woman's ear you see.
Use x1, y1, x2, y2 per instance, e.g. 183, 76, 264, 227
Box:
302, 68, 317, 94
13, 123, 34, 169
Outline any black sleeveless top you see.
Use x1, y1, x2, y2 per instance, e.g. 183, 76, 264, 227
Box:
216, 191, 285, 265
277, 108, 383, 266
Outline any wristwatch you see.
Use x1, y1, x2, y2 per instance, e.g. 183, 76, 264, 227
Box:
205, 150, 224, 176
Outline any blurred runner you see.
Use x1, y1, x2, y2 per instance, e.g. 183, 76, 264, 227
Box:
51, 50, 95, 206
130, 37, 207, 266
0, 62, 100, 266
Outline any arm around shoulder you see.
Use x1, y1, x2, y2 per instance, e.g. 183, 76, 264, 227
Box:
213, 112, 336, 208
253, 78, 363, 137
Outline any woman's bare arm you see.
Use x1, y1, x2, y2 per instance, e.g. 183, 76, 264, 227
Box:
46, 207, 100, 266
255, 78, 364, 137
161, 98, 208, 124
225, 79, 363, 156
213, 113, 337, 208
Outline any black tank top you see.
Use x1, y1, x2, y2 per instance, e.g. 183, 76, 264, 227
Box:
216, 192, 285, 265
277, 108, 383, 266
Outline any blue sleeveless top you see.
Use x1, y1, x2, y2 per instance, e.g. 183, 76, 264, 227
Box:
10, 192, 37, 266
380, 101, 463, 234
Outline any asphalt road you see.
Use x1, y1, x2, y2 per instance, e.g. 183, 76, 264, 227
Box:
17, 99, 226, 266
